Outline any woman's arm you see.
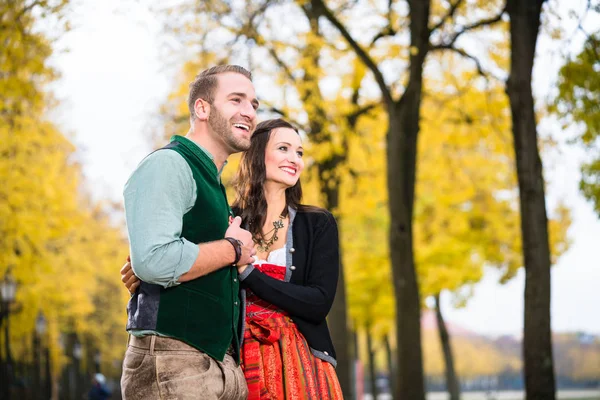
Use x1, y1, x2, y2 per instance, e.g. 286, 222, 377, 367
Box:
241, 212, 339, 323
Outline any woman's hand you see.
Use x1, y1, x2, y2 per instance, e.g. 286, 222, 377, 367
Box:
121, 256, 140, 294
237, 255, 257, 275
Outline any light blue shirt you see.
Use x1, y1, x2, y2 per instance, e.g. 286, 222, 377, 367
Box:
123, 140, 226, 288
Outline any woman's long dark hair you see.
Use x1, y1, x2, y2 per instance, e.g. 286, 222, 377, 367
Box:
232, 118, 319, 239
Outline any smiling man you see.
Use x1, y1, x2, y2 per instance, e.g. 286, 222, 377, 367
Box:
121, 65, 259, 399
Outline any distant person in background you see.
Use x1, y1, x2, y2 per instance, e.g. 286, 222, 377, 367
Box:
88, 373, 111, 400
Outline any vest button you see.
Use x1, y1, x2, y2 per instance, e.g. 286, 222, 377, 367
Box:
233, 278, 238, 283
324, 351, 329, 356
290, 266, 296, 271
234, 301, 238, 306
289, 247, 295, 253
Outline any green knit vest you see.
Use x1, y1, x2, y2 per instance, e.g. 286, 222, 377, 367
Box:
155, 135, 241, 362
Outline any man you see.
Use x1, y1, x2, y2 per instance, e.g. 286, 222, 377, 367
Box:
121, 65, 258, 399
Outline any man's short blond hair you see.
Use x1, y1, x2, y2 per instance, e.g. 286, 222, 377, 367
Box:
188, 65, 252, 120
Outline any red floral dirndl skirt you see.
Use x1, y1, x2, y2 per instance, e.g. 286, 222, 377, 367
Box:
241, 263, 343, 400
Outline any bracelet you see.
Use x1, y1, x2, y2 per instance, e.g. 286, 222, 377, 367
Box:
224, 237, 243, 266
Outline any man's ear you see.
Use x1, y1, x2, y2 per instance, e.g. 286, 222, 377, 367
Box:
194, 98, 210, 121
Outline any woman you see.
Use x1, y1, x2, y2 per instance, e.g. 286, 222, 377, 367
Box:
122, 119, 343, 399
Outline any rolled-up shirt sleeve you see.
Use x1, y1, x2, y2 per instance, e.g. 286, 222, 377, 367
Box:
124, 150, 198, 288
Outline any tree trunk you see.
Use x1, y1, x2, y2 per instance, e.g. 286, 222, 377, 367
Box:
383, 334, 395, 399
353, 329, 361, 400
506, 1, 556, 399
328, 242, 352, 397
33, 332, 42, 397
387, 1, 431, 399
434, 293, 460, 400
300, 3, 353, 395
313, 0, 431, 397
318, 162, 350, 396
366, 324, 379, 400
313, 105, 352, 399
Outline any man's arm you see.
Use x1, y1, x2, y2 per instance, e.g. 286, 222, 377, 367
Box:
178, 216, 254, 282
121, 219, 254, 292
124, 150, 254, 288
124, 150, 200, 287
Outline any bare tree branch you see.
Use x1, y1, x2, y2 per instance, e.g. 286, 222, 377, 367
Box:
429, 0, 464, 34
233, 3, 298, 84
267, 46, 297, 83
240, 0, 273, 37
264, 105, 289, 118
575, 0, 600, 54
314, 0, 394, 106
434, 4, 506, 48
266, 106, 287, 117
261, 105, 307, 131
347, 103, 379, 126
370, 0, 398, 46
430, 44, 488, 77
371, 25, 397, 46
553, 0, 598, 61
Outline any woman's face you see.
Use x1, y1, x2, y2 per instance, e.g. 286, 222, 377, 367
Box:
264, 127, 304, 188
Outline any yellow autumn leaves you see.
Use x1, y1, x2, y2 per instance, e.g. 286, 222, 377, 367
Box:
1, 0, 129, 378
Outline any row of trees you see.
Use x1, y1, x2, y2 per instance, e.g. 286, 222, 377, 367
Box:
151, 0, 595, 399
2, 0, 597, 399
384, 328, 598, 384
0, 0, 129, 395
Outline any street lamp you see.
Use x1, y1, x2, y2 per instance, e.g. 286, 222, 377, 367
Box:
73, 341, 82, 361
35, 312, 47, 336
73, 340, 83, 399
0, 270, 17, 305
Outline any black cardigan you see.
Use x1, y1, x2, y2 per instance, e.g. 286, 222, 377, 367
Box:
240, 208, 339, 361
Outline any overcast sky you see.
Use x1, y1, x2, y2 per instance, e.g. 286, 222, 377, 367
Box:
48, 0, 600, 336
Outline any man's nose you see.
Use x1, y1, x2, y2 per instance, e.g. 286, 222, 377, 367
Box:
240, 100, 256, 120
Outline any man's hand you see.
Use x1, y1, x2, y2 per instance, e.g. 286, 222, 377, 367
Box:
225, 216, 256, 266
225, 216, 252, 244
121, 256, 140, 294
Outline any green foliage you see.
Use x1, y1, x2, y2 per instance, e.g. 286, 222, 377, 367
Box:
553, 33, 600, 215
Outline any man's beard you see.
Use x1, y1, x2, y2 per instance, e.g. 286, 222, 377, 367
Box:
209, 105, 251, 153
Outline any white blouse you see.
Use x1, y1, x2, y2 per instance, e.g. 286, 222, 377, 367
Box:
254, 246, 287, 266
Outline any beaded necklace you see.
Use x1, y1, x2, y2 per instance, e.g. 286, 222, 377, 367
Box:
253, 214, 285, 253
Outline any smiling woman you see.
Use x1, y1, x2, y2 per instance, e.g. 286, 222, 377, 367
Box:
264, 127, 305, 189
229, 118, 343, 399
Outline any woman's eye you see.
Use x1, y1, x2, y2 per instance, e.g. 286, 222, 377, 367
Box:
231, 98, 241, 103
297, 151, 303, 158
278, 146, 288, 151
